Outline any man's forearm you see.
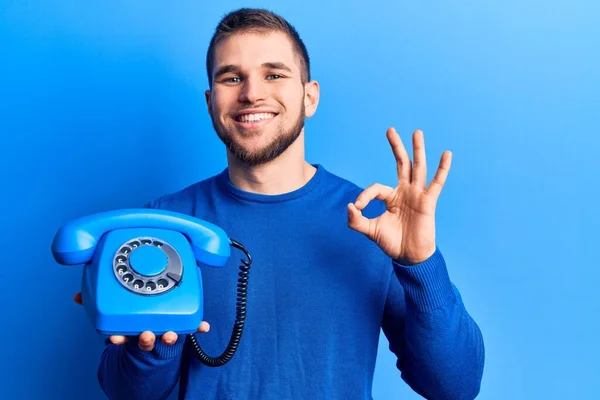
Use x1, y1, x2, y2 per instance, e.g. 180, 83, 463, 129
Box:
393, 249, 485, 399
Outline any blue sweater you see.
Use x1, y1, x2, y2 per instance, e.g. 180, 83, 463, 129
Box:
97, 164, 484, 400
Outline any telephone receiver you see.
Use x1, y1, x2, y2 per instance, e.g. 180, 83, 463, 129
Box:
51, 208, 252, 367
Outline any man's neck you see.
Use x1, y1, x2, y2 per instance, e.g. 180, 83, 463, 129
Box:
226, 135, 317, 195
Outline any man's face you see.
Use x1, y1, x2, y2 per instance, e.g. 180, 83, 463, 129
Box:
205, 31, 318, 166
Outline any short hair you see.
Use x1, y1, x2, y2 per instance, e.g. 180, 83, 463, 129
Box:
206, 8, 311, 88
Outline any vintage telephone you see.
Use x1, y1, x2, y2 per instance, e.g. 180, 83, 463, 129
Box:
51, 208, 252, 367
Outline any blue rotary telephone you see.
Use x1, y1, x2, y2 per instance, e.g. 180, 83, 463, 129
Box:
51, 208, 252, 367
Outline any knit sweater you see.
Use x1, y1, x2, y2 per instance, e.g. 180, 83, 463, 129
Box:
97, 164, 485, 400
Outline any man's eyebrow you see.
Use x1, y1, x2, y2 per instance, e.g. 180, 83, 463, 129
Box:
213, 64, 239, 79
262, 62, 292, 72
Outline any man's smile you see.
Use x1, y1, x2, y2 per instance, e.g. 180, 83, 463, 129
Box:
233, 111, 278, 130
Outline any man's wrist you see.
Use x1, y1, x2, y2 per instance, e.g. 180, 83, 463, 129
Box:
392, 247, 456, 313
393, 246, 437, 266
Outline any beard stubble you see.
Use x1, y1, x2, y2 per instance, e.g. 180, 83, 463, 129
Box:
211, 101, 306, 166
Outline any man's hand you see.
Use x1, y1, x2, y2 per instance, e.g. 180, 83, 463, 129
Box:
73, 292, 210, 351
348, 128, 452, 265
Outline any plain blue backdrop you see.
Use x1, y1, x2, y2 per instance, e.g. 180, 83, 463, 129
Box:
1, 1, 598, 399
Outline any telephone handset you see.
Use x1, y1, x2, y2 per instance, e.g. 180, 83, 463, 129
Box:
51, 208, 252, 367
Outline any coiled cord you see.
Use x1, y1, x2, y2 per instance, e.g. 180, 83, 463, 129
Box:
188, 238, 251, 367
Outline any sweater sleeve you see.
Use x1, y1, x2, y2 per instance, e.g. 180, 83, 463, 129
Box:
97, 332, 186, 400
381, 247, 485, 400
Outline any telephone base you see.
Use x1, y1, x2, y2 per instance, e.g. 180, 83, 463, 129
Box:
82, 227, 206, 336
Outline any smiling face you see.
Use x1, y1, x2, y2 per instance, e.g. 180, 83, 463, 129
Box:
205, 30, 319, 166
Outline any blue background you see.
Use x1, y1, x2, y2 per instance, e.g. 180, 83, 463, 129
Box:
1, 1, 598, 399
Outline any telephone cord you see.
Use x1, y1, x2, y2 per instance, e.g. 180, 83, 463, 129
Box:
188, 238, 251, 367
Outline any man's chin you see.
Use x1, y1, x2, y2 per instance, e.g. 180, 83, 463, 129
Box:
213, 115, 305, 166
228, 147, 281, 166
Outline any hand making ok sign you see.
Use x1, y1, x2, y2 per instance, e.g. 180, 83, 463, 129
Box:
348, 128, 452, 265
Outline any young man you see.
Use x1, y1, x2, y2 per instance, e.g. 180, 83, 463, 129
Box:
76, 8, 485, 400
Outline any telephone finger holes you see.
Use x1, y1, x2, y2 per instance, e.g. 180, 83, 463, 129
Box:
113, 237, 180, 294
157, 279, 168, 289
132, 279, 144, 289
119, 245, 132, 255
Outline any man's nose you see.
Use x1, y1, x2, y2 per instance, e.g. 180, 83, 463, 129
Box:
238, 77, 267, 103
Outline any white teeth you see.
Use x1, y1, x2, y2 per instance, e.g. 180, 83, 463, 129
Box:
238, 113, 275, 123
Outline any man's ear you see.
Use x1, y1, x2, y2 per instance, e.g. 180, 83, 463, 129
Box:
205, 90, 213, 116
304, 80, 320, 118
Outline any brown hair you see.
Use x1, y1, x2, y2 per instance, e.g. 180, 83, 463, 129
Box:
206, 8, 311, 88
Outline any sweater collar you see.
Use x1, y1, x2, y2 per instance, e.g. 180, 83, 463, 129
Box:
216, 164, 325, 204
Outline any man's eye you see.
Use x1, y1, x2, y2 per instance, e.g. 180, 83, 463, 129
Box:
224, 77, 241, 83
267, 74, 282, 80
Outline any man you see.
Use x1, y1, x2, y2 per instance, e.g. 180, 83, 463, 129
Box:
75, 7, 485, 400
